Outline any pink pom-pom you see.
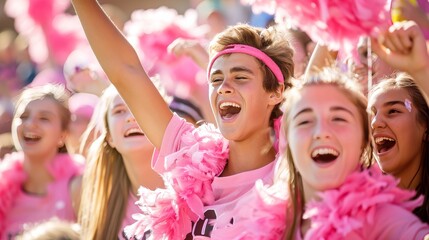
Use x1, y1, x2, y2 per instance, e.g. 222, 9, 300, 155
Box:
124, 7, 208, 98
4, 0, 86, 66
243, 0, 392, 56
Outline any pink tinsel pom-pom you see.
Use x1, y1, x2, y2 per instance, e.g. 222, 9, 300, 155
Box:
5, 0, 86, 66
242, 0, 392, 56
124, 7, 208, 98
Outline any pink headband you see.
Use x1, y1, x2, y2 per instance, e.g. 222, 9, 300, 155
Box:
207, 44, 284, 84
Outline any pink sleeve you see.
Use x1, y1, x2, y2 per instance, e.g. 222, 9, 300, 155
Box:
151, 114, 195, 174
369, 204, 429, 240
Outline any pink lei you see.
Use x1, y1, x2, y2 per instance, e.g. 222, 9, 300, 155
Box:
304, 166, 422, 239
0, 152, 84, 236
125, 123, 229, 239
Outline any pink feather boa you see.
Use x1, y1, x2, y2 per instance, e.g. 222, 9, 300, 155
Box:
0, 152, 84, 236
124, 123, 229, 239
304, 166, 421, 239
206, 165, 421, 239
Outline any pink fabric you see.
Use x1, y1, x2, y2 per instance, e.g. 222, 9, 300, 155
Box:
210, 180, 287, 239
125, 114, 278, 239
118, 194, 142, 240
207, 44, 285, 84
151, 115, 197, 173
0, 153, 84, 239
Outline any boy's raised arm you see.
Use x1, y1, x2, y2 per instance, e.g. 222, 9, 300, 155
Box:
72, 0, 172, 148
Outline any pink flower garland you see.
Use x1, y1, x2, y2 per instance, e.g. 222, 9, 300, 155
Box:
304, 166, 421, 239
0, 152, 84, 236
125, 123, 229, 239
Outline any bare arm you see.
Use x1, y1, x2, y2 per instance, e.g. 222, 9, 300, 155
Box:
168, 38, 209, 70
71, 0, 172, 148
304, 43, 338, 78
371, 21, 429, 98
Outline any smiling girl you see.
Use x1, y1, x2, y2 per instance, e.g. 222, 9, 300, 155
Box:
78, 85, 164, 240
0, 84, 84, 239
282, 69, 429, 239
369, 20, 429, 223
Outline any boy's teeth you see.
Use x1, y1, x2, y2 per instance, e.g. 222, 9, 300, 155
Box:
220, 102, 241, 109
24, 133, 40, 139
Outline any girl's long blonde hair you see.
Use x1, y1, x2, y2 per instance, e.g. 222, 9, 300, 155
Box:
78, 86, 131, 239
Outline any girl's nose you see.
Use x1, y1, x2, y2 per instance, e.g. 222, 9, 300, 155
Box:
370, 113, 386, 129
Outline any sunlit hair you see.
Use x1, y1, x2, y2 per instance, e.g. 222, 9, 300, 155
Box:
279, 67, 372, 239
78, 85, 130, 239
16, 218, 81, 240
11, 84, 71, 153
209, 24, 295, 126
79, 80, 169, 238
369, 72, 429, 223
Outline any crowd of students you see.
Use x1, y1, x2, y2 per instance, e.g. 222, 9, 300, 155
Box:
2, 0, 429, 239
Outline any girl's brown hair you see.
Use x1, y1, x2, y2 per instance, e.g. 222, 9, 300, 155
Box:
280, 68, 372, 239
369, 72, 429, 223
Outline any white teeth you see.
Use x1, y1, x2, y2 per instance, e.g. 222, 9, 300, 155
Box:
125, 127, 143, 136
375, 137, 395, 144
24, 133, 40, 139
311, 148, 339, 158
220, 102, 241, 109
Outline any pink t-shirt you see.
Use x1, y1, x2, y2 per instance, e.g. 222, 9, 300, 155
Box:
3, 178, 76, 240
1, 153, 84, 240
152, 114, 276, 239
119, 194, 149, 240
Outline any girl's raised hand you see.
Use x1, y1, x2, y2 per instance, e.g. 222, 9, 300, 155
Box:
371, 21, 429, 75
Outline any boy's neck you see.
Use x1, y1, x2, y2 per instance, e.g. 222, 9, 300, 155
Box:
221, 134, 276, 176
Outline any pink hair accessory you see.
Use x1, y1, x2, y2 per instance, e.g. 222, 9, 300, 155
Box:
207, 44, 284, 84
